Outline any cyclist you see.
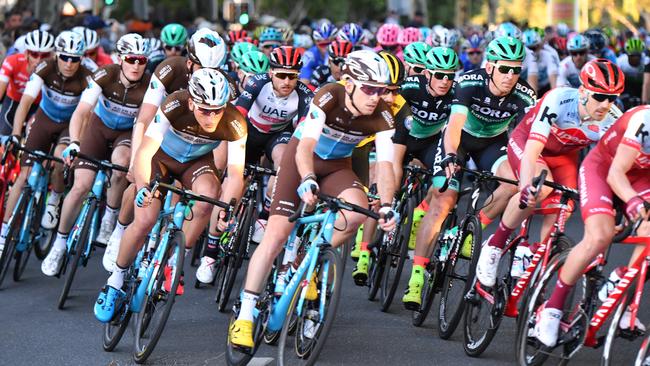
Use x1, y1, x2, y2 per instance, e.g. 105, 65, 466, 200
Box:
160, 23, 188, 58
195, 46, 313, 284
235, 50, 269, 95
41, 33, 151, 277
72, 27, 113, 72
336, 23, 366, 50
258, 27, 284, 56
0, 31, 91, 252
94, 68, 247, 322
228, 50, 399, 349
375, 23, 401, 53
230, 42, 258, 93
403, 41, 431, 77
460, 33, 485, 72
523, 28, 558, 95
397, 27, 423, 60
494, 22, 539, 93
308, 40, 353, 90
617, 38, 647, 110
101, 28, 228, 271
557, 34, 594, 88
585, 29, 618, 64
299, 20, 337, 84
431, 26, 459, 49
0, 29, 54, 136
475, 59, 624, 287
534, 104, 650, 348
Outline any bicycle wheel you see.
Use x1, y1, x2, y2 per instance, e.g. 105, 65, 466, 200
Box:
379, 199, 412, 312
635, 334, 650, 366
13, 194, 41, 281
602, 291, 645, 366
225, 299, 268, 366
133, 231, 185, 364
278, 247, 343, 366
367, 238, 384, 301
0, 192, 28, 288
58, 201, 96, 309
103, 271, 135, 352
438, 215, 481, 339
34, 227, 55, 260
515, 248, 590, 366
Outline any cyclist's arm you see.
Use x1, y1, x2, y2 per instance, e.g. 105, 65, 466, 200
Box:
70, 80, 102, 142
374, 129, 396, 205
607, 140, 641, 203
136, 107, 168, 189
12, 73, 41, 136
295, 103, 326, 179
443, 107, 468, 155
0, 80, 7, 101
220, 135, 248, 206
0, 57, 13, 100
392, 143, 406, 187
130, 103, 158, 169
519, 140, 545, 191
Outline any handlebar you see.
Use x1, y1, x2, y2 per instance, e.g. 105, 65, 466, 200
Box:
518, 170, 548, 209
612, 201, 650, 243
289, 186, 382, 223
150, 179, 236, 222
70, 150, 128, 173
245, 163, 276, 177
438, 165, 519, 193
3, 143, 64, 165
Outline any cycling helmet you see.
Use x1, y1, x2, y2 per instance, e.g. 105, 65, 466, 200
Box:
239, 50, 270, 73
281, 27, 294, 45
579, 58, 624, 95
231, 41, 257, 65
337, 23, 365, 45
496, 22, 522, 39
431, 27, 459, 48
328, 40, 354, 59
486, 36, 526, 62
187, 28, 227, 68
227, 29, 248, 44
24, 30, 55, 52
425, 47, 459, 70
550, 36, 568, 53
463, 33, 486, 51
55, 31, 85, 56
293, 34, 314, 49
312, 20, 338, 42
556, 23, 570, 37
71, 26, 99, 50
419, 27, 432, 44
376, 24, 400, 46
116, 33, 148, 56
584, 29, 606, 51
161, 23, 187, 47
188, 68, 230, 107
269, 46, 304, 70
523, 29, 542, 48
484, 30, 496, 43
625, 38, 645, 55
397, 27, 423, 47
342, 50, 390, 84
567, 34, 589, 52
378, 51, 405, 86
259, 27, 283, 43
403, 41, 431, 65
148, 38, 162, 52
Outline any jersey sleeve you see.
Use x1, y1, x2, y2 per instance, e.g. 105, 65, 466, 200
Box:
144, 108, 171, 143
375, 129, 395, 162
622, 112, 646, 152
0, 55, 15, 83
79, 79, 103, 105
22, 73, 44, 98
527, 93, 558, 144
296, 82, 314, 124
524, 49, 539, 76
235, 74, 267, 116
227, 134, 247, 167
450, 78, 472, 115
141, 75, 168, 106
556, 60, 570, 87
544, 52, 558, 76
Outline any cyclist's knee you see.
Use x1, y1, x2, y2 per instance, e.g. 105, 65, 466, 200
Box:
581, 225, 614, 256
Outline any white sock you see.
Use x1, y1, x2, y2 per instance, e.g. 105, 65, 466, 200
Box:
107, 265, 127, 289
238, 291, 259, 322
0, 222, 8, 238
102, 206, 118, 223
110, 221, 127, 240
48, 191, 62, 205
53, 232, 69, 251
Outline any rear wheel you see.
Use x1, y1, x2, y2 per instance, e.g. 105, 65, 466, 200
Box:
379, 199, 412, 312
103, 271, 134, 352
0, 192, 28, 288
219, 203, 254, 313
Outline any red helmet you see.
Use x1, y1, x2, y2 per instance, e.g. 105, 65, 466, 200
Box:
579, 58, 625, 95
227, 29, 248, 44
269, 46, 305, 70
328, 40, 353, 59
550, 36, 567, 52
240, 36, 258, 46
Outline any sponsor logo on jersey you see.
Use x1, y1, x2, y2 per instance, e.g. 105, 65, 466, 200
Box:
163, 99, 180, 113
157, 65, 173, 80
460, 73, 484, 82
470, 104, 512, 119
317, 91, 333, 107
515, 83, 535, 98
262, 105, 289, 119
551, 126, 591, 145
230, 119, 245, 137
93, 68, 108, 80
539, 106, 558, 125
381, 110, 394, 128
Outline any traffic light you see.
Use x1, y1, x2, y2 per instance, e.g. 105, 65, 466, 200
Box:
105, 0, 115, 6
238, 2, 249, 25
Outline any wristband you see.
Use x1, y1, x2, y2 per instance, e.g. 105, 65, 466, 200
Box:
302, 173, 316, 182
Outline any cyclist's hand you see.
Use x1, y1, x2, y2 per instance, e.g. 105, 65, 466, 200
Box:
135, 186, 154, 208
1, 134, 19, 149
216, 208, 230, 232
126, 164, 135, 183
625, 196, 648, 221
297, 177, 319, 206
378, 206, 399, 232
368, 195, 380, 212
518, 184, 537, 209
440, 153, 459, 180
62, 141, 80, 166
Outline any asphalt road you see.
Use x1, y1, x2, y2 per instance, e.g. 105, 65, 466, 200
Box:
0, 214, 647, 366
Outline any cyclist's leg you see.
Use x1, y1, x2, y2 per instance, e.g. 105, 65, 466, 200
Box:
351, 143, 374, 260
96, 139, 130, 244
180, 158, 221, 248
536, 153, 579, 240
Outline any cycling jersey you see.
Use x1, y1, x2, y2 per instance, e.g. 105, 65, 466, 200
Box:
543, 44, 561, 67
557, 55, 596, 88
81, 57, 99, 72
22, 59, 93, 123
236, 73, 312, 133
145, 90, 247, 164
534, 49, 558, 89
0, 53, 40, 102
400, 74, 455, 139
451, 68, 536, 138
80, 64, 151, 130
617, 53, 647, 98
460, 52, 482, 72
596, 105, 650, 169
597, 48, 618, 64
294, 82, 395, 160
309, 65, 335, 89
299, 45, 328, 80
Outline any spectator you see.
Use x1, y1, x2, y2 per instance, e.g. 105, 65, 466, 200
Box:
407, 11, 425, 28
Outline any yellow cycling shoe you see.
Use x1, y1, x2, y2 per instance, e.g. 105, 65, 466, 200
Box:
229, 319, 254, 349
305, 272, 319, 301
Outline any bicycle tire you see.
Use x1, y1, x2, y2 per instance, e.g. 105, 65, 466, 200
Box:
225, 301, 267, 366
379, 198, 413, 312
278, 247, 343, 366
438, 215, 481, 339
34, 228, 55, 260
367, 239, 384, 301
0, 192, 28, 288
13, 192, 43, 281
103, 279, 134, 352
133, 231, 185, 364
602, 289, 644, 366
219, 202, 254, 313
634, 334, 650, 366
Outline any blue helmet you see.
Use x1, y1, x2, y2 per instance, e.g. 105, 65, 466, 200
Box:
496, 22, 522, 39
523, 29, 541, 48
337, 23, 365, 45
567, 34, 589, 52
313, 20, 338, 42
464, 33, 485, 50
259, 27, 283, 43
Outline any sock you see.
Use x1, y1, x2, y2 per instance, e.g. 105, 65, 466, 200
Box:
488, 221, 515, 249
546, 276, 574, 310
0, 222, 8, 238
48, 190, 62, 205
102, 206, 118, 224
107, 264, 127, 289
417, 199, 429, 212
204, 234, 220, 259
479, 210, 493, 228
413, 255, 430, 268
53, 232, 69, 251
238, 290, 259, 322
258, 195, 271, 221
115, 221, 128, 232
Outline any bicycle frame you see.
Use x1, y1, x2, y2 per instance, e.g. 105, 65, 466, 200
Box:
12, 160, 50, 252
66, 169, 107, 257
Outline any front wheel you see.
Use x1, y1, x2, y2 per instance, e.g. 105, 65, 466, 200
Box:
379, 199, 412, 312
0, 192, 28, 288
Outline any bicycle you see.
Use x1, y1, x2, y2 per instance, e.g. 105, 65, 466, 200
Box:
367, 164, 431, 312
462, 171, 580, 357
226, 191, 382, 366
56, 151, 127, 309
0, 145, 63, 288
102, 179, 233, 363
516, 204, 650, 365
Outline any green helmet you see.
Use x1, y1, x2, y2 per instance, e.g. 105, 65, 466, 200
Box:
425, 47, 459, 71
161, 23, 187, 47
240, 50, 270, 73
486, 36, 526, 62
403, 41, 432, 65
231, 42, 258, 65
625, 37, 645, 55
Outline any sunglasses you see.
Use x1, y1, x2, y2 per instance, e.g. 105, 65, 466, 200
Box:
262, 44, 281, 49
196, 105, 225, 115
58, 54, 81, 63
407, 63, 426, 74
121, 55, 148, 65
330, 57, 345, 66
355, 81, 386, 96
316, 41, 331, 47
383, 88, 400, 96
27, 50, 51, 59
590, 92, 618, 103
164, 45, 184, 52
273, 72, 299, 80
468, 51, 482, 56
570, 50, 587, 56
430, 71, 455, 80
496, 65, 522, 75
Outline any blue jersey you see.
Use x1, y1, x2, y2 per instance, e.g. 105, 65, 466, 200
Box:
299, 45, 328, 80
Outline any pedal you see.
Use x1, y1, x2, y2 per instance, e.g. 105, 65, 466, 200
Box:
619, 327, 646, 340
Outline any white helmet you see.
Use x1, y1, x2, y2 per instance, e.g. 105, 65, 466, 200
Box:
188, 68, 230, 107
24, 30, 55, 52
116, 33, 149, 56
342, 50, 390, 85
72, 26, 99, 50
431, 27, 459, 48
187, 28, 227, 68
55, 31, 85, 56
148, 37, 162, 52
